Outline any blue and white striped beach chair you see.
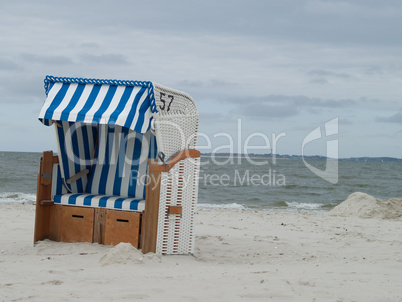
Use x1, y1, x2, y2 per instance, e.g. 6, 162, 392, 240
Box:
34, 76, 200, 254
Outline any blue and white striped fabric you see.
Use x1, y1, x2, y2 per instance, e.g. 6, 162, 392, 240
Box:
86, 125, 155, 199
51, 161, 146, 211
55, 121, 97, 193
41, 76, 159, 211
51, 164, 68, 200
53, 193, 145, 211
53, 121, 157, 211
39, 76, 156, 133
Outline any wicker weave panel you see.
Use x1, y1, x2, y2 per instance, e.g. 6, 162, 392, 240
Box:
153, 83, 198, 116
153, 114, 198, 162
152, 84, 199, 254
152, 84, 199, 162
156, 157, 200, 254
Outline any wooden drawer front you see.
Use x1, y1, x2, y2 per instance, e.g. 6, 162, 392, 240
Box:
60, 206, 95, 243
104, 210, 140, 248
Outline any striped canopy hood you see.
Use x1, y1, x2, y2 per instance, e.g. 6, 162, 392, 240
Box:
38, 75, 158, 133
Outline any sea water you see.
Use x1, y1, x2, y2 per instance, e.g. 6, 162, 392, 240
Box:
1, 151, 401, 213
198, 155, 402, 212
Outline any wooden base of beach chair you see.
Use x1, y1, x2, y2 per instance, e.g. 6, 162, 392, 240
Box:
34, 149, 200, 254
49, 205, 94, 243
34, 152, 142, 248
47, 205, 141, 247
104, 210, 140, 247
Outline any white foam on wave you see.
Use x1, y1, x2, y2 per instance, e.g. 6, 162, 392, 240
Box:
0, 192, 36, 205
285, 201, 322, 209
284, 201, 328, 213
197, 203, 246, 210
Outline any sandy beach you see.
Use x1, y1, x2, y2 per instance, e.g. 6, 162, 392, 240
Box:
1, 192, 402, 301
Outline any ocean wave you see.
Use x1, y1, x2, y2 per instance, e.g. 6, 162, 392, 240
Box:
0, 192, 36, 205
197, 203, 246, 210
270, 201, 289, 208
285, 201, 327, 212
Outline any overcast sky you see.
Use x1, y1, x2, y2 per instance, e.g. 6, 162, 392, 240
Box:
1, 0, 401, 158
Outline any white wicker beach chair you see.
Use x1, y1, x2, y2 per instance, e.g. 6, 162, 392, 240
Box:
34, 76, 200, 254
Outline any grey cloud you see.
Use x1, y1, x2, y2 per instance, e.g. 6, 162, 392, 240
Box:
80, 54, 130, 66
308, 69, 354, 85
231, 95, 355, 108
237, 103, 299, 119
199, 112, 231, 124
339, 118, 353, 125
19, 53, 74, 65
305, 97, 356, 108
3, 1, 402, 47
167, 0, 402, 46
0, 58, 19, 70
228, 95, 356, 120
286, 124, 321, 132
80, 42, 100, 49
177, 79, 237, 89
365, 66, 384, 75
201, 79, 237, 88
295, 1, 402, 46
308, 69, 352, 79
309, 78, 328, 85
176, 80, 205, 88
364, 64, 402, 76
0, 74, 45, 103
376, 111, 402, 123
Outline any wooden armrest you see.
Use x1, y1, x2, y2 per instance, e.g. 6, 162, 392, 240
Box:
66, 169, 89, 184
149, 149, 200, 173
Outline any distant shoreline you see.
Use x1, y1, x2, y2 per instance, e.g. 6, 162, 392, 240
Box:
201, 153, 402, 162
1, 151, 401, 162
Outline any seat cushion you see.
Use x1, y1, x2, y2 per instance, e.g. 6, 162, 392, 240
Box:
54, 193, 145, 212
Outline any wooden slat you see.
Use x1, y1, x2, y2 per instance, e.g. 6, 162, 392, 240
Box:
34, 174, 51, 242
41, 151, 53, 185
59, 206, 94, 243
93, 208, 107, 244
139, 211, 145, 249
168, 206, 182, 215
34, 152, 54, 243
66, 169, 89, 184
141, 168, 162, 253
104, 210, 140, 248
49, 204, 62, 241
